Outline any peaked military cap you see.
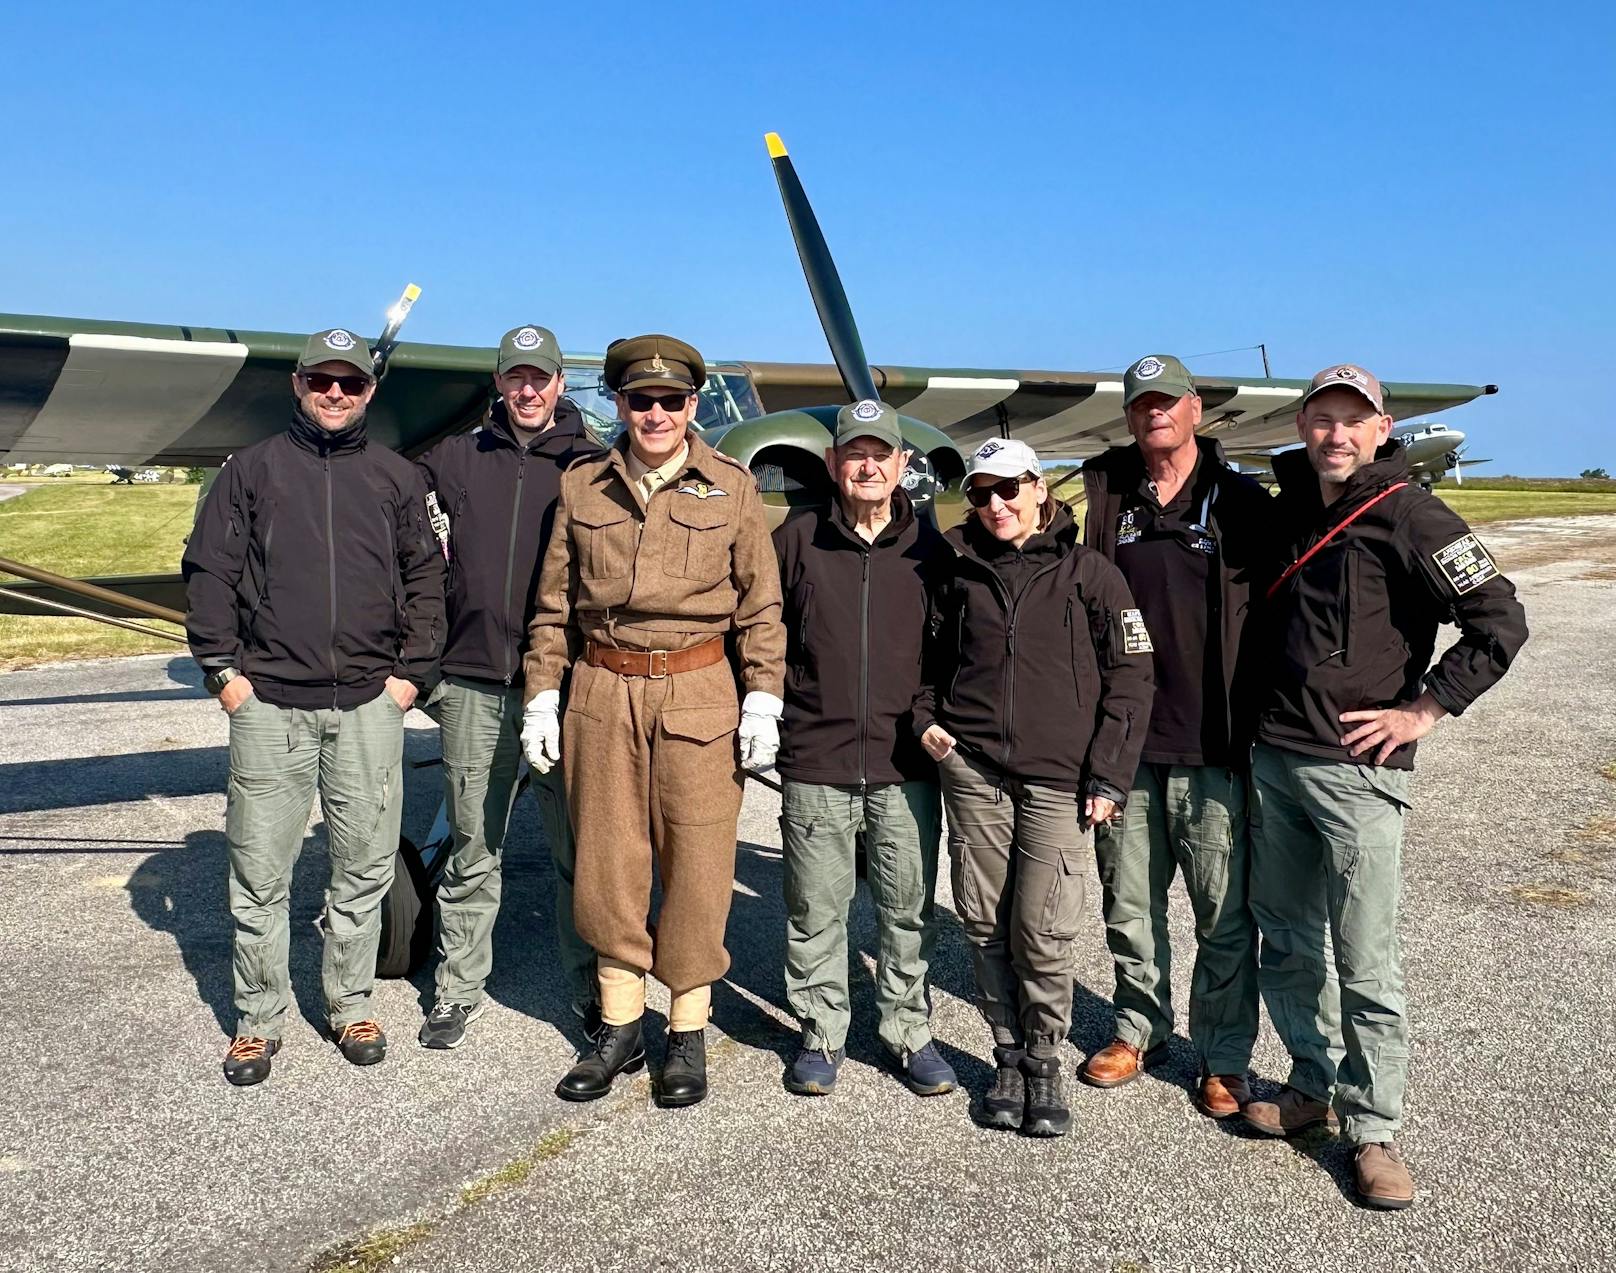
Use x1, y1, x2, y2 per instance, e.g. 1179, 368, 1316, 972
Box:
298, 328, 374, 377
1122, 354, 1195, 408
604, 334, 705, 394
497, 324, 562, 376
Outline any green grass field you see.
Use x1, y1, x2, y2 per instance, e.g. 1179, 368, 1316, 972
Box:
0, 482, 194, 668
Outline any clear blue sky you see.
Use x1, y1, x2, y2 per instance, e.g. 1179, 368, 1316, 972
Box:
3, 2, 1610, 475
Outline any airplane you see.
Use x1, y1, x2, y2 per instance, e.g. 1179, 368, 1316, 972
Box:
1233, 420, 1492, 489
0, 133, 1504, 974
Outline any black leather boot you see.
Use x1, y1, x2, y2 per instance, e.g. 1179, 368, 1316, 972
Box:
1021, 1053, 1071, 1137
979, 1045, 1025, 1130
555, 1017, 646, 1102
657, 1029, 708, 1108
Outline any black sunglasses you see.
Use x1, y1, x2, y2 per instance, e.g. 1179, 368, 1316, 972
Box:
965, 474, 1034, 508
301, 372, 372, 396
625, 390, 692, 413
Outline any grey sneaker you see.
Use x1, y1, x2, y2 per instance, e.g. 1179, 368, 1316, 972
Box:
418, 1000, 488, 1050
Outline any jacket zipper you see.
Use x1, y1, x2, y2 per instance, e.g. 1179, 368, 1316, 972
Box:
858, 549, 870, 791
324, 455, 338, 708
501, 450, 526, 684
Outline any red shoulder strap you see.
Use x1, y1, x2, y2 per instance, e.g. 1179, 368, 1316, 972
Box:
1265, 482, 1408, 601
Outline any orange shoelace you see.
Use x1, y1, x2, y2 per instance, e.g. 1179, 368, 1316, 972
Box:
226, 1037, 271, 1061
338, 1020, 383, 1045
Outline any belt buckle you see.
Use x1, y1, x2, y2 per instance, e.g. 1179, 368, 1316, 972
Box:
647, 649, 669, 679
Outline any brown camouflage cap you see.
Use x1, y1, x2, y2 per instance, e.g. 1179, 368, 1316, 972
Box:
1301, 363, 1385, 413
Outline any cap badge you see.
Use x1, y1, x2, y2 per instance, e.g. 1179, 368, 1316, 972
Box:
324, 329, 357, 351
976, 440, 1003, 459
1134, 357, 1165, 380
650, 354, 668, 374
852, 398, 882, 421
513, 327, 542, 350
1332, 366, 1359, 382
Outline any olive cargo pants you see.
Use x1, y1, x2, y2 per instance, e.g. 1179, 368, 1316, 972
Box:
1248, 742, 1413, 1145
225, 691, 403, 1039
431, 676, 595, 1011
1093, 763, 1259, 1074
940, 750, 1091, 1056
562, 658, 743, 995
780, 780, 943, 1056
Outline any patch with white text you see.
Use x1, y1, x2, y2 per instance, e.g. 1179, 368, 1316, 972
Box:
676, 483, 727, 499
1432, 533, 1498, 595
1116, 508, 1141, 546
1119, 608, 1154, 654
424, 491, 451, 560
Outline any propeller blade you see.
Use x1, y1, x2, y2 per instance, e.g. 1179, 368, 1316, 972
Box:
765, 132, 878, 404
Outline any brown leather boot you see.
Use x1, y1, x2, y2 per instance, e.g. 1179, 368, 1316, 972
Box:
1195, 1072, 1252, 1119
1080, 1038, 1166, 1088
1241, 1085, 1339, 1137
1355, 1142, 1415, 1210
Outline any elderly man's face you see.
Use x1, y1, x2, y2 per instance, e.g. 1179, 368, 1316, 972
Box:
292, 361, 375, 432
1297, 388, 1392, 485
496, 365, 565, 432
1125, 390, 1201, 457
825, 437, 910, 510
616, 386, 698, 468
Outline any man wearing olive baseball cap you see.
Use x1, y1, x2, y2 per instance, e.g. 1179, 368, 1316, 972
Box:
412, 324, 601, 1051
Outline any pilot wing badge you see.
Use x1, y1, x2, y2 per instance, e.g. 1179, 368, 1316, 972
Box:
676, 481, 727, 499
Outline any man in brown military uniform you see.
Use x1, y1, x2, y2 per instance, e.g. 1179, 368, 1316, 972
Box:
522, 334, 786, 1108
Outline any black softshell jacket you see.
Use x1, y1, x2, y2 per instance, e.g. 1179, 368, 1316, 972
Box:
773, 489, 947, 786
183, 409, 445, 710
1257, 442, 1528, 769
1081, 437, 1277, 762
417, 400, 598, 686
914, 504, 1156, 802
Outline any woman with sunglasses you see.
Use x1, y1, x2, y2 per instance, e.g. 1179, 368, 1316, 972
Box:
914, 438, 1154, 1136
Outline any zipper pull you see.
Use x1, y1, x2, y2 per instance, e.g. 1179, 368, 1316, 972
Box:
1005, 622, 1015, 653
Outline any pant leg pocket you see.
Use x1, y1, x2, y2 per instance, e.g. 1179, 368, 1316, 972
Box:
1040, 845, 1087, 939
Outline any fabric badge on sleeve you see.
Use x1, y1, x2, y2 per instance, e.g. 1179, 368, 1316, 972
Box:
1120, 608, 1155, 654
1432, 533, 1499, 595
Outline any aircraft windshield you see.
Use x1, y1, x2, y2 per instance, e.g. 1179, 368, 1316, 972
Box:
564, 367, 765, 447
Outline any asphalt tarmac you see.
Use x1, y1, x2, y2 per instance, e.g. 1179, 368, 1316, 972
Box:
1, 516, 1613, 1273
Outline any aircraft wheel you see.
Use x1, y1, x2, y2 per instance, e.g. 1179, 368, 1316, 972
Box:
376, 836, 436, 979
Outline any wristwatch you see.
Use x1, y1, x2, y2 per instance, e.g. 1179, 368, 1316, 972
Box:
204, 667, 240, 696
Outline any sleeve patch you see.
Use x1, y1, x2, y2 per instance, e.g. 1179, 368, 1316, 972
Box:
1119, 607, 1154, 654
1432, 533, 1498, 595
425, 490, 451, 561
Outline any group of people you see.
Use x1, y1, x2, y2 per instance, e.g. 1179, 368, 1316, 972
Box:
183, 326, 1527, 1213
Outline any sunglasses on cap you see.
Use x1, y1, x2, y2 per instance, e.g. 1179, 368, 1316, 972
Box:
300, 371, 372, 396
964, 474, 1035, 508
625, 389, 693, 412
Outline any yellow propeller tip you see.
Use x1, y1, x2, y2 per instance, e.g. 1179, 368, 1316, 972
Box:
765, 132, 787, 159
403, 284, 422, 301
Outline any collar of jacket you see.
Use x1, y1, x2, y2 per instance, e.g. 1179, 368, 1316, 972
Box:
603, 426, 734, 492
949, 500, 1077, 569
1273, 439, 1409, 513
827, 485, 917, 549
1083, 434, 1231, 491
485, 398, 590, 455
288, 404, 368, 456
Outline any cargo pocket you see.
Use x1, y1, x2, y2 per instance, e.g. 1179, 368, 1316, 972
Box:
664, 498, 732, 583
1039, 846, 1086, 939
657, 699, 742, 825
575, 505, 636, 580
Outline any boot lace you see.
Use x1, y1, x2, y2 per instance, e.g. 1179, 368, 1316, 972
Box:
226, 1037, 270, 1061
338, 1020, 383, 1045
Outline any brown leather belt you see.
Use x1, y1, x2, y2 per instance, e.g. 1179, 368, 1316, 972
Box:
584, 635, 726, 679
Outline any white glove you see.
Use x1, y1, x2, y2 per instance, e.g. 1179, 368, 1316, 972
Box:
520, 689, 562, 774
737, 691, 784, 772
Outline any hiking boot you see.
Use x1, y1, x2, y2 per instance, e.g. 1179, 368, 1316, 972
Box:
335, 1020, 387, 1066
1196, 1072, 1252, 1119
1020, 1053, 1071, 1137
886, 1041, 957, 1096
784, 1044, 845, 1096
1242, 1085, 1339, 1137
658, 1029, 708, 1108
556, 1018, 645, 1102
978, 1046, 1024, 1130
1355, 1142, 1415, 1210
573, 999, 604, 1045
418, 1000, 488, 1050
1080, 1037, 1167, 1088
222, 1036, 279, 1087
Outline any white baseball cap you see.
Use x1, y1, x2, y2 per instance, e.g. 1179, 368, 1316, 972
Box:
966, 438, 1040, 480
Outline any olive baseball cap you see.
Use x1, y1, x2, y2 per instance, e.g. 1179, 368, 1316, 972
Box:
298, 328, 374, 377
1301, 363, 1385, 413
497, 324, 562, 376
1122, 354, 1196, 408
834, 398, 903, 449
604, 334, 706, 393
